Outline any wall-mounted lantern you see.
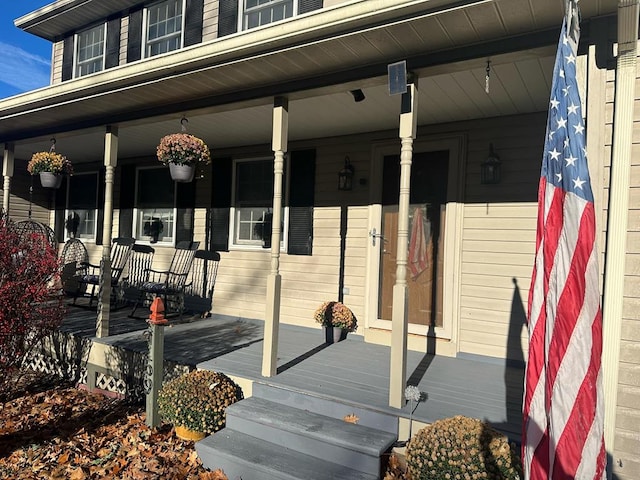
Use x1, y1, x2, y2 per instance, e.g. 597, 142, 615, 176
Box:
481, 143, 501, 185
338, 156, 355, 191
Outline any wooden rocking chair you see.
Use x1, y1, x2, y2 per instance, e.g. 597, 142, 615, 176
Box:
184, 250, 221, 317
129, 241, 199, 319
73, 237, 135, 308
121, 244, 155, 304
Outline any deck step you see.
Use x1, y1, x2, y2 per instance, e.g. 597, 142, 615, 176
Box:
252, 382, 398, 435
196, 429, 379, 480
225, 396, 396, 474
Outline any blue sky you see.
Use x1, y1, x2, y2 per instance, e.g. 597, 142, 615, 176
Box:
0, 2, 52, 99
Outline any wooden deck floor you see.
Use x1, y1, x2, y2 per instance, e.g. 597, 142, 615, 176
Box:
62, 304, 524, 443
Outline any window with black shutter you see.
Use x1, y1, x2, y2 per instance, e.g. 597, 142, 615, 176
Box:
61, 36, 74, 81
127, 7, 143, 62
105, 17, 121, 69
209, 157, 232, 251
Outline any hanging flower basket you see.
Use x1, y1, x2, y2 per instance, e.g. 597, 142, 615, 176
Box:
156, 133, 211, 183
27, 151, 73, 189
39, 172, 63, 189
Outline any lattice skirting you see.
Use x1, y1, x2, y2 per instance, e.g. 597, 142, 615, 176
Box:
26, 351, 191, 400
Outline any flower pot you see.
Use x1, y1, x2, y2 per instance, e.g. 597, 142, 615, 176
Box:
174, 425, 206, 441
324, 326, 347, 344
169, 163, 196, 182
39, 172, 63, 189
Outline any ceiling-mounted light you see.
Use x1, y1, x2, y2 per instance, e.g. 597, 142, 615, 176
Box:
350, 89, 365, 102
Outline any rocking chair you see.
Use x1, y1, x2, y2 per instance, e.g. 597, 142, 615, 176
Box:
184, 250, 221, 317
73, 237, 135, 308
129, 241, 199, 319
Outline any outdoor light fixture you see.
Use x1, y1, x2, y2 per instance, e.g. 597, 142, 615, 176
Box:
481, 143, 501, 185
338, 156, 355, 191
350, 89, 365, 102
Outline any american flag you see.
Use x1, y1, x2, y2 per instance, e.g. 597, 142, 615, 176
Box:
522, 3, 607, 479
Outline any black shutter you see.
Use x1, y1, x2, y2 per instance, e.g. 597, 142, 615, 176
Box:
210, 157, 232, 251
54, 177, 69, 243
299, 0, 323, 14
184, 0, 204, 47
62, 36, 74, 81
288, 149, 315, 255
105, 17, 121, 69
95, 169, 105, 245
127, 7, 143, 62
118, 165, 136, 238
176, 181, 196, 245
218, 0, 238, 38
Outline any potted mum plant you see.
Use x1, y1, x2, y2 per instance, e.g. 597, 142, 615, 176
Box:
156, 132, 211, 182
314, 301, 357, 344
158, 369, 243, 441
27, 150, 73, 189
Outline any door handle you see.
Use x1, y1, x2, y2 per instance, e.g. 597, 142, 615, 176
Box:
369, 228, 385, 246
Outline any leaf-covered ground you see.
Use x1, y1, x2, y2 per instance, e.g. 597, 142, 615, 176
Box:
0, 372, 227, 479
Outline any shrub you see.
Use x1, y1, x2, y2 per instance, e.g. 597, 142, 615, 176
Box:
405, 415, 523, 480
0, 214, 65, 397
158, 370, 242, 434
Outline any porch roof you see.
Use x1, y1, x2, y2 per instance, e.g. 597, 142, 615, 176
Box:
1, 0, 617, 165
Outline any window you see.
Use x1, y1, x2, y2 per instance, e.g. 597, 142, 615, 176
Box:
231, 158, 287, 248
76, 24, 105, 77
66, 173, 99, 240
146, 0, 184, 57
134, 167, 176, 244
243, 0, 295, 30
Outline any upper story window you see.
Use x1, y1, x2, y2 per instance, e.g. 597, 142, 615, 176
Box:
243, 0, 295, 29
76, 24, 105, 77
146, 0, 184, 57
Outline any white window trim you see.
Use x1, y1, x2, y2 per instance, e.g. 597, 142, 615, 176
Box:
237, 0, 299, 32
74, 23, 107, 78
65, 171, 99, 242
143, 0, 186, 59
133, 166, 178, 246
229, 156, 289, 252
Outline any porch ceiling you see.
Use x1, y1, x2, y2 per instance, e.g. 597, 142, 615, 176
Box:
1, 0, 617, 163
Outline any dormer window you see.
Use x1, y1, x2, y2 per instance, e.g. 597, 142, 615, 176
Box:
145, 0, 184, 57
76, 24, 105, 77
244, 0, 295, 29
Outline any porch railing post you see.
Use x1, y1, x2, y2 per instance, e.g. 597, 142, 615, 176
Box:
390, 78, 418, 408
262, 96, 288, 377
2, 143, 14, 214
97, 126, 118, 338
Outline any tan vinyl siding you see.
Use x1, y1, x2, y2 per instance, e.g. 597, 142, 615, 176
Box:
202, 0, 219, 43
120, 16, 129, 67
452, 114, 544, 360
51, 40, 64, 85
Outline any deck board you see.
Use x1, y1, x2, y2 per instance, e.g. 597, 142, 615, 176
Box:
61, 307, 523, 441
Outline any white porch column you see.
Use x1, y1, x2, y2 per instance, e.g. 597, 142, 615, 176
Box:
602, 0, 639, 467
389, 78, 418, 408
262, 96, 288, 377
2, 143, 15, 214
96, 126, 118, 338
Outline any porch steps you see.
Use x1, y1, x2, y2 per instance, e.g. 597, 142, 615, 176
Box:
196, 383, 398, 480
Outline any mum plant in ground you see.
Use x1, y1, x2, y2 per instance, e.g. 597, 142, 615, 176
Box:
158, 369, 243, 435
405, 415, 523, 480
0, 213, 65, 397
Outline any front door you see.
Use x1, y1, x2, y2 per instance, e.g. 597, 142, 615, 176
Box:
378, 151, 449, 328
